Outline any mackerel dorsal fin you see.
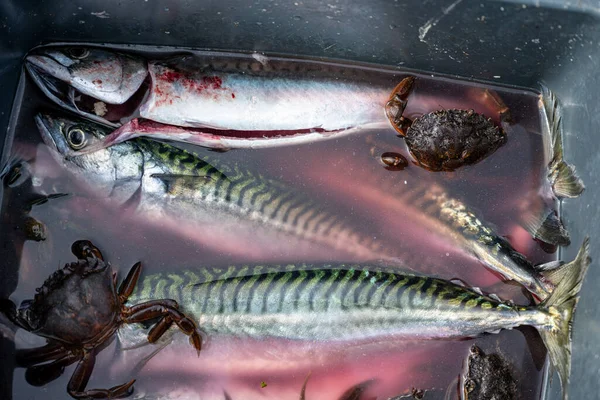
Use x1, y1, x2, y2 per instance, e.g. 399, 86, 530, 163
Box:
540, 85, 585, 199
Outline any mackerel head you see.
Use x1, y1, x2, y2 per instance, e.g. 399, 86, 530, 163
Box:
27, 47, 147, 127
35, 113, 144, 202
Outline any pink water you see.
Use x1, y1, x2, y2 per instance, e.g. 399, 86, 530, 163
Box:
0, 49, 555, 400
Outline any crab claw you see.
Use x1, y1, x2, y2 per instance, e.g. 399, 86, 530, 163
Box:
71, 240, 104, 261
385, 76, 416, 136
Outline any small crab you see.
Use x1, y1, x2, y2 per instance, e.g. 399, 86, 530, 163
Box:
460, 345, 518, 400
385, 76, 510, 171
0, 240, 203, 399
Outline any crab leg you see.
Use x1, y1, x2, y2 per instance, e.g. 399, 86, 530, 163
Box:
16, 342, 66, 367
117, 262, 143, 302
0, 299, 35, 331
123, 300, 203, 354
24, 351, 79, 387
117, 262, 180, 342
147, 316, 175, 343
67, 350, 136, 399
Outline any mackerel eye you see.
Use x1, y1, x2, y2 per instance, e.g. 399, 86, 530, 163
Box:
67, 127, 88, 149
67, 48, 90, 60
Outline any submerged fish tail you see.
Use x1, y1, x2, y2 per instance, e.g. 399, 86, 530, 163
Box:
538, 237, 590, 398
521, 204, 570, 247
541, 85, 585, 199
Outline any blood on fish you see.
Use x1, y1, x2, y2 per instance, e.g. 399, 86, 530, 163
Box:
159, 70, 183, 83
153, 82, 181, 107
92, 79, 103, 86
157, 69, 225, 94
231, 93, 236, 98
202, 76, 223, 89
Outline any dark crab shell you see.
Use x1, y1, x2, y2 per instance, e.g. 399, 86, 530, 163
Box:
404, 109, 507, 172
24, 258, 119, 344
462, 345, 518, 399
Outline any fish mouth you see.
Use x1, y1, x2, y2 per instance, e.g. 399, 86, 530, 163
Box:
27, 47, 148, 105
27, 62, 121, 129
25, 61, 71, 105
34, 113, 71, 157
26, 51, 73, 83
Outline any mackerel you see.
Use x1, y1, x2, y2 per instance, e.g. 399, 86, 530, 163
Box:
306, 150, 571, 301
35, 113, 404, 263
121, 239, 590, 399
27, 47, 393, 148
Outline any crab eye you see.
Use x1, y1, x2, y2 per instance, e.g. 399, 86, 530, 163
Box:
67, 48, 90, 60
66, 127, 88, 149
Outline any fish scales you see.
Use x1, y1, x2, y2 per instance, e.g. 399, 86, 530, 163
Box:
136, 139, 378, 254
141, 60, 389, 131
129, 265, 543, 341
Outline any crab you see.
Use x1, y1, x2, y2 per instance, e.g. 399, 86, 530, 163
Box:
0, 240, 203, 399
385, 76, 510, 172
460, 345, 518, 400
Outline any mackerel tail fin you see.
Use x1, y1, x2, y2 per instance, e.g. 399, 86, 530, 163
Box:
541, 85, 585, 199
549, 157, 585, 199
538, 237, 591, 399
522, 205, 571, 247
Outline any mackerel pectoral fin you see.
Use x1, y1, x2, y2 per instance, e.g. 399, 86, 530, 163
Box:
540, 85, 585, 199
538, 237, 591, 399
128, 338, 172, 378
121, 185, 144, 212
